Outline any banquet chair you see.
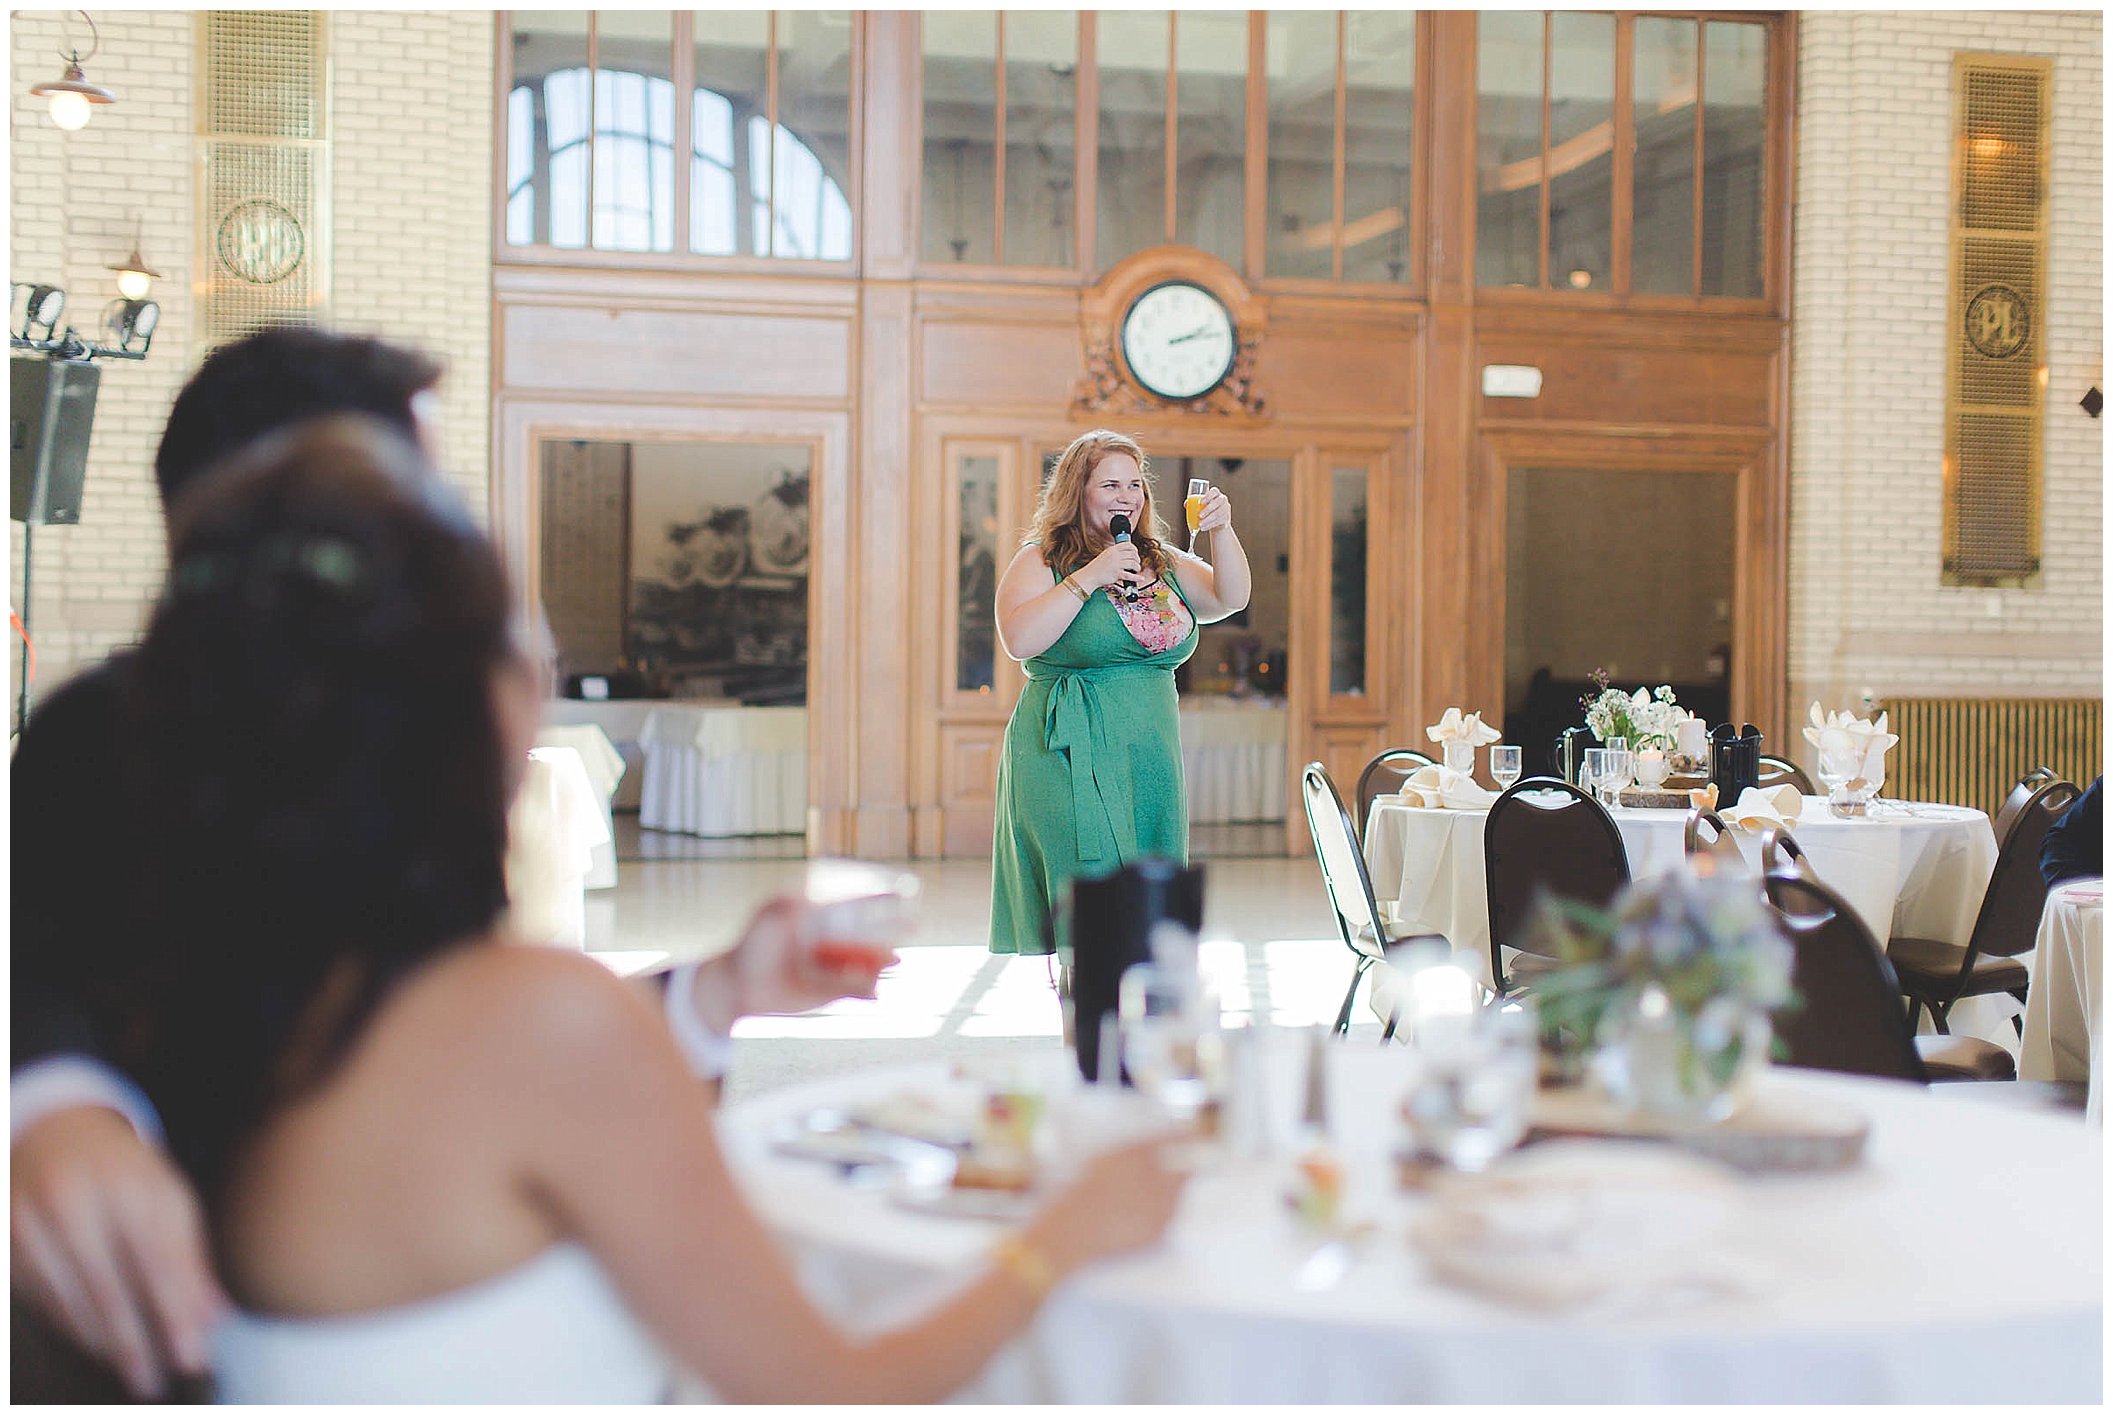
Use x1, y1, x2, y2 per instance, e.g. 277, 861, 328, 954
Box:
1993, 765, 2060, 841
1301, 761, 1417, 1035
1758, 825, 1819, 883
1757, 754, 1815, 794
1887, 775, 2079, 1036
1483, 777, 1630, 997
1682, 808, 1746, 875
1763, 870, 2015, 1082
1353, 748, 1439, 844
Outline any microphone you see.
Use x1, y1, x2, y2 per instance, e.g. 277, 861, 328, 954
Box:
1109, 514, 1138, 602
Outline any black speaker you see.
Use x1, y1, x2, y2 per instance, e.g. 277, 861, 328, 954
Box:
12, 357, 100, 525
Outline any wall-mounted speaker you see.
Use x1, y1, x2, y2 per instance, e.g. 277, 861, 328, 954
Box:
11, 357, 100, 525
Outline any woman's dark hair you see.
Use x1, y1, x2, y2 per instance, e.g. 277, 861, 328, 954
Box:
120, 416, 516, 1197
152, 327, 444, 509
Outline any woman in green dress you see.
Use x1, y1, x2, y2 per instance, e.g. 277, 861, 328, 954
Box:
988, 429, 1252, 961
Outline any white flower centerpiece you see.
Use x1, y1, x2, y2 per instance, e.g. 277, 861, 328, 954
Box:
1579, 669, 1699, 789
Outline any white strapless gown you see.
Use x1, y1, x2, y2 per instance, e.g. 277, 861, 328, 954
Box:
213, 1242, 679, 1403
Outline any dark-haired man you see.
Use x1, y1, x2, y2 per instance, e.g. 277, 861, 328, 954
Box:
12, 328, 447, 1396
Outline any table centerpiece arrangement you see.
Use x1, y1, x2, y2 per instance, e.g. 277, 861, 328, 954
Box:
1525, 870, 1795, 1126
1577, 669, 1705, 805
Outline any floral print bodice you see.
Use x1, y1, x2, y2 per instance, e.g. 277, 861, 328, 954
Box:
1104, 575, 1194, 655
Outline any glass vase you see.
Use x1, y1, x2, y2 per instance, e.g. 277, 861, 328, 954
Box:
1596, 985, 1768, 1125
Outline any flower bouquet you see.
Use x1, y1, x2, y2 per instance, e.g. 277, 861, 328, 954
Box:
1578, 668, 1693, 754
1524, 870, 1797, 1122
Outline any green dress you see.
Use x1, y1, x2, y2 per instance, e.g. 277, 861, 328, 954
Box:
988, 558, 1198, 955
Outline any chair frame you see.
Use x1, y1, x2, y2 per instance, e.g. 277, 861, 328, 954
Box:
1300, 761, 1396, 1035
1757, 754, 1815, 795
1764, 868, 1930, 1084
1482, 776, 1630, 995
1899, 775, 2079, 1034
1992, 765, 2060, 842
1352, 747, 1438, 845
1683, 807, 1746, 874
1758, 825, 1818, 882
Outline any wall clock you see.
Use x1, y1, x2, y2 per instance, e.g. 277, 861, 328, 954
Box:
1119, 280, 1238, 402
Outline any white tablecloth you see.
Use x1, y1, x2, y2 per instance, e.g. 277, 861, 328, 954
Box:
1179, 701, 1285, 824
533, 725, 625, 889
504, 746, 611, 949
543, 700, 662, 809
1364, 795, 2013, 1044
718, 1051, 2100, 1403
2019, 879, 2104, 1122
639, 705, 807, 837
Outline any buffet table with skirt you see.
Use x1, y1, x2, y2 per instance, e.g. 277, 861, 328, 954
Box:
638, 704, 807, 838
1179, 700, 1286, 825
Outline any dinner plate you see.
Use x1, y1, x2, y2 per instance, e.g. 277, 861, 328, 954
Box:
890, 1173, 1039, 1223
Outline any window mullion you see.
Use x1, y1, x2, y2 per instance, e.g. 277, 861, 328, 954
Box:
1331, 11, 1346, 281
1537, 9, 1550, 290
1164, 11, 1179, 245
1692, 21, 1706, 298
672, 10, 693, 255
993, 16, 1007, 264
766, 9, 780, 258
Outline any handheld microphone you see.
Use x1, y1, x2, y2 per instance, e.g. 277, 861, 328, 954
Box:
1109, 514, 1137, 602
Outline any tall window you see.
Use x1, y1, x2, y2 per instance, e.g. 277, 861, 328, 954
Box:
504, 11, 855, 262
1478, 12, 1771, 299
1267, 12, 1415, 284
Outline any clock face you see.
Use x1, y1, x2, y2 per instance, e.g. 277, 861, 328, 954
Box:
1119, 281, 1237, 401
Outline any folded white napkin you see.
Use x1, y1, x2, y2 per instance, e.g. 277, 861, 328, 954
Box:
1722, 783, 1804, 832
1389, 764, 1497, 811
1801, 703, 1899, 788
1426, 707, 1502, 748
1409, 1141, 1755, 1313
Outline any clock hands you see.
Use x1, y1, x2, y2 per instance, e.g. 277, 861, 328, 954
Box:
1167, 324, 1226, 345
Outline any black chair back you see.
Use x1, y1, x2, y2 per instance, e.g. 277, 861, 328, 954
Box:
1764, 870, 1927, 1083
1964, 776, 2079, 962
1682, 807, 1746, 874
1301, 762, 1390, 969
1757, 754, 1815, 795
1353, 748, 1438, 843
1758, 825, 1818, 883
1993, 766, 2060, 841
1483, 777, 1630, 991
1051, 859, 1205, 1083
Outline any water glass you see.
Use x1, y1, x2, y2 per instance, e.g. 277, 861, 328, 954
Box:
1581, 748, 1611, 803
1400, 995, 1538, 1173
1489, 745, 1522, 791
1443, 739, 1475, 777
1118, 962, 1221, 1125
1601, 748, 1633, 803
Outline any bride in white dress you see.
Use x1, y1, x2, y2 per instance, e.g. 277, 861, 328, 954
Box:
108, 419, 1185, 1402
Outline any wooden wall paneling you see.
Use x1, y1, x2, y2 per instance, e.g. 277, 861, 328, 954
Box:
492, 397, 852, 852
501, 303, 856, 402
939, 724, 1005, 857
863, 11, 918, 280
853, 281, 916, 856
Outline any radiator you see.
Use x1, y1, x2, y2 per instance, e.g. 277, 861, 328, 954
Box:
1884, 697, 2103, 816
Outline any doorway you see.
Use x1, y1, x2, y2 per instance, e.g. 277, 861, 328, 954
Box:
536, 436, 814, 859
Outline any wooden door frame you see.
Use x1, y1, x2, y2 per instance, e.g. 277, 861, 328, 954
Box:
1470, 425, 1786, 748
493, 394, 854, 854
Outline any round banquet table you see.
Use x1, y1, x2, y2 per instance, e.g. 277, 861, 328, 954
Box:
717, 1047, 2100, 1404
1364, 794, 2015, 1040
2019, 878, 2105, 1122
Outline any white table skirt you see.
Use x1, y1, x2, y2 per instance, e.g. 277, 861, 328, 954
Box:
1180, 702, 1286, 825
504, 746, 611, 949
639, 705, 807, 837
717, 1051, 2101, 1403
532, 725, 626, 889
2019, 879, 2105, 1121
1364, 795, 2015, 1047
543, 700, 662, 810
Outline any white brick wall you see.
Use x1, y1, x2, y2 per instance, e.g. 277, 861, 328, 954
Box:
1790, 11, 2104, 714
7, 10, 494, 700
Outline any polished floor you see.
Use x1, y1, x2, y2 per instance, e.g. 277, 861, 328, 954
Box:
585, 821, 1374, 1102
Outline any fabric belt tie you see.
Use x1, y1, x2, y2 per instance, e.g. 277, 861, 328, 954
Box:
1029, 662, 1167, 867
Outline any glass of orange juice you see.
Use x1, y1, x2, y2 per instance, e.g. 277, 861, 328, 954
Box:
1185, 478, 1209, 545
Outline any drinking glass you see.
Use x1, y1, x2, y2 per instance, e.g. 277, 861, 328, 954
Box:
1185, 478, 1210, 547
1600, 749, 1633, 806
1118, 962, 1220, 1126
1820, 742, 1870, 818
799, 859, 919, 976
1400, 995, 1538, 1173
1489, 745, 1522, 791
1581, 748, 1611, 804
1443, 739, 1475, 777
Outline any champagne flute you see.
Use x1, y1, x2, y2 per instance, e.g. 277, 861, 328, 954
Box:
1185, 478, 1210, 550
1489, 745, 1522, 792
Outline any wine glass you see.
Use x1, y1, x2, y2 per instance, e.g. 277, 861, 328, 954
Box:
1601, 748, 1634, 806
1118, 962, 1219, 1126
1400, 993, 1538, 1173
1185, 478, 1210, 549
1489, 745, 1522, 792
1443, 739, 1475, 778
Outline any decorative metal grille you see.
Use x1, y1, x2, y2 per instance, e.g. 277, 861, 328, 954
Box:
1942, 55, 2050, 587
197, 12, 329, 349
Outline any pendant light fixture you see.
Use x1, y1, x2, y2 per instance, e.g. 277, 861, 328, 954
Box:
106, 216, 160, 299
30, 12, 115, 131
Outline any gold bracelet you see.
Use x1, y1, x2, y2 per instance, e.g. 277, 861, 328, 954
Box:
990, 1233, 1055, 1299
1060, 575, 1089, 604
